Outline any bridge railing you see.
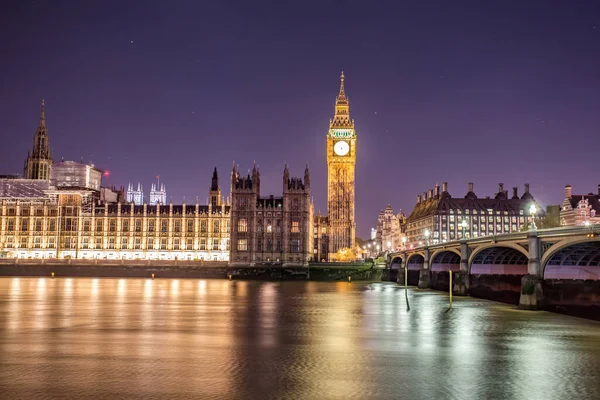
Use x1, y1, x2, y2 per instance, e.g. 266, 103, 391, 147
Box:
389, 225, 599, 257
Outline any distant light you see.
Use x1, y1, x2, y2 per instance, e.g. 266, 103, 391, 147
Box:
104, 171, 110, 176
584, 220, 590, 227
529, 204, 536, 215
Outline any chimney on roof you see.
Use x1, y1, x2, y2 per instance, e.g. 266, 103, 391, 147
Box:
512, 187, 518, 199
498, 183, 504, 193
417, 194, 421, 204
428, 189, 433, 199
423, 191, 427, 201
468, 182, 474, 193
524, 183, 530, 194
566, 184, 572, 199
434, 183, 440, 198
442, 182, 448, 193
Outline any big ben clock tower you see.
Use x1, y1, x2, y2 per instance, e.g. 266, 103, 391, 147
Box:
327, 72, 356, 255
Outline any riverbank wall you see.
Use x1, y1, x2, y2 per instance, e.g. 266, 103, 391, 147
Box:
0, 259, 381, 282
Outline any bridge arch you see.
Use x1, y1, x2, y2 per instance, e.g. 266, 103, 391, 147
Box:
468, 243, 529, 275
542, 238, 600, 280
406, 253, 425, 270
390, 256, 403, 270
430, 249, 461, 272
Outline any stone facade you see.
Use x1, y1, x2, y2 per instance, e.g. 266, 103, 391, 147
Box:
313, 213, 329, 262
376, 205, 407, 252
0, 171, 230, 261
560, 184, 600, 226
229, 164, 313, 266
406, 182, 541, 246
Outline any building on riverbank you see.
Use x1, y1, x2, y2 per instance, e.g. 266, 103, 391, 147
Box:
405, 182, 542, 246
375, 205, 406, 252
0, 169, 230, 261
560, 184, 600, 226
229, 163, 313, 266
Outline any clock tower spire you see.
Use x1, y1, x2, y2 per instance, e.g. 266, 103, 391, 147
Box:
326, 72, 356, 258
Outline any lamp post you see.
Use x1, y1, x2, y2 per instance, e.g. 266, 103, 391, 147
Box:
401, 236, 407, 250
424, 229, 430, 245
461, 219, 468, 239
529, 204, 537, 230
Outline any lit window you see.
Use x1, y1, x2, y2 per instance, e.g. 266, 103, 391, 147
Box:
237, 239, 248, 251
291, 219, 300, 233
238, 218, 248, 233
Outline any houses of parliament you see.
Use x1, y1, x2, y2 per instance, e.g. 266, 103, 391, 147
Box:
0, 74, 358, 264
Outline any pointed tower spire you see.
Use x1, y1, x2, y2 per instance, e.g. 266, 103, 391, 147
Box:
330, 72, 353, 128
39, 99, 46, 128
336, 72, 347, 105
211, 167, 219, 191
24, 99, 52, 179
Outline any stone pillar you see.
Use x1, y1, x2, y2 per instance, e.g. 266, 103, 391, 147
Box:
396, 257, 407, 285
519, 231, 544, 310
453, 241, 470, 295
418, 248, 430, 289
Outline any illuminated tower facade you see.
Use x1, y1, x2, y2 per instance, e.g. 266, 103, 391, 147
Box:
327, 72, 356, 254
24, 100, 52, 180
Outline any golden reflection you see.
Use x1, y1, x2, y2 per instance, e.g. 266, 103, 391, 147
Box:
335, 282, 349, 292
170, 279, 180, 297
64, 278, 73, 297
11, 277, 20, 294
34, 278, 47, 330
7, 278, 21, 330
259, 283, 279, 338
36, 277, 46, 296
198, 280, 206, 296
144, 279, 153, 298
118, 279, 126, 298
235, 281, 248, 297
91, 278, 99, 298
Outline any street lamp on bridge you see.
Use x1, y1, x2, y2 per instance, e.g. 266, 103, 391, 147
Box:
461, 219, 468, 239
529, 204, 537, 230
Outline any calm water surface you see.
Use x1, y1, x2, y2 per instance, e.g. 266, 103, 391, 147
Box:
0, 277, 599, 399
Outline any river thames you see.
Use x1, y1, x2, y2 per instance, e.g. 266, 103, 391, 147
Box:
0, 277, 599, 399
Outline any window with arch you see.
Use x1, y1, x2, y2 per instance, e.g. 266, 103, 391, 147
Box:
238, 218, 248, 233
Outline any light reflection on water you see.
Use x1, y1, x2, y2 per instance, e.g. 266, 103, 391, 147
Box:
0, 277, 599, 399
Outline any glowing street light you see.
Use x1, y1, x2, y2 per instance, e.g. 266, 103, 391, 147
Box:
461, 219, 468, 238
386, 241, 392, 249
529, 204, 537, 230
424, 229, 430, 245
583, 220, 590, 227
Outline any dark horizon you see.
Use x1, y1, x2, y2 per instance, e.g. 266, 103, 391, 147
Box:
1, 1, 600, 238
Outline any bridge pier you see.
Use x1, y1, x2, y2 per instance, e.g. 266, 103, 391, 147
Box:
519, 231, 544, 310
452, 241, 470, 295
396, 258, 407, 285
418, 248, 431, 289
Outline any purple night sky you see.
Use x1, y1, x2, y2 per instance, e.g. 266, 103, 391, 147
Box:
1, 1, 599, 238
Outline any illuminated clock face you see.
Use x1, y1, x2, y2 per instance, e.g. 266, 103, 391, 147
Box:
334, 140, 350, 156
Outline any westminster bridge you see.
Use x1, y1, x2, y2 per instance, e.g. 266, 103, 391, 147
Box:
387, 226, 600, 317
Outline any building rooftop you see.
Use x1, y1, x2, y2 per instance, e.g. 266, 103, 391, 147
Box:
0, 179, 51, 200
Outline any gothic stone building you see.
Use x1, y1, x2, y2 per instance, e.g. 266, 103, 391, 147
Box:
406, 182, 541, 247
0, 168, 230, 261
560, 184, 600, 226
230, 164, 313, 266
